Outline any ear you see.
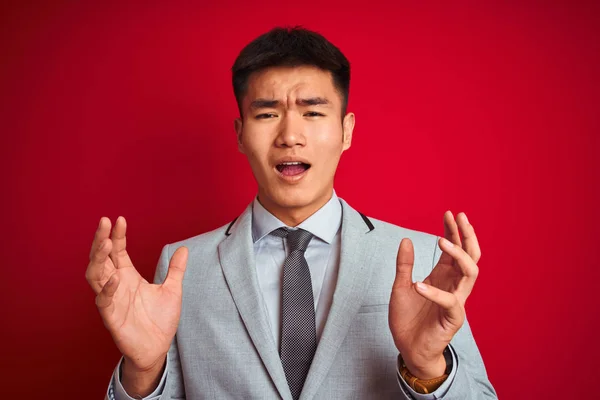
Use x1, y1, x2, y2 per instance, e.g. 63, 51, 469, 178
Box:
341, 112, 355, 151
234, 117, 244, 154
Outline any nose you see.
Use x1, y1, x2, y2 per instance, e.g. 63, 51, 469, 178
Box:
276, 112, 305, 148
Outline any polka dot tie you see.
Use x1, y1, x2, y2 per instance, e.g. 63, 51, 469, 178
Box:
271, 227, 316, 400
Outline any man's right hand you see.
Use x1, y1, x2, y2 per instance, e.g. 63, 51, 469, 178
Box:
86, 216, 188, 394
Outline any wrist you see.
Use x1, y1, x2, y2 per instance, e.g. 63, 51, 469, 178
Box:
121, 355, 167, 397
401, 353, 446, 380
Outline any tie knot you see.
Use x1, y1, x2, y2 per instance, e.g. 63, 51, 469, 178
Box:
271, 227, 314, 252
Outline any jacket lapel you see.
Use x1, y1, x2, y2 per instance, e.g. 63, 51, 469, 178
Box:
300, 198, 382, 400
217, 204, 292, 400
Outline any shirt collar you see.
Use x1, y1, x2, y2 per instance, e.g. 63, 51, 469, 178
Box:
252, 190, 342, 244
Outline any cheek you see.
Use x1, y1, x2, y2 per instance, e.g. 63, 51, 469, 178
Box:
247, 147, 270, 173
243, 129, 273, 166
311, 124, 344, 158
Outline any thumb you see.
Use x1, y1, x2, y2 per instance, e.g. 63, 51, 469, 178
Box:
394, 238, 414, 289
96, 273, 120, 312
162, 246, 189, 292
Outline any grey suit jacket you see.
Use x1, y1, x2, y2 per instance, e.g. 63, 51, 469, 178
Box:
118, 198, 497, 399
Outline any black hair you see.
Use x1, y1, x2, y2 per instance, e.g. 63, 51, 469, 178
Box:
232, 26, 350, 117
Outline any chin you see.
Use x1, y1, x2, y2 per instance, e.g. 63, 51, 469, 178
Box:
272, 189, 313, 209
267, 184, 331, 210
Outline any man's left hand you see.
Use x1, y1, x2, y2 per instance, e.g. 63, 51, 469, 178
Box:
388, 211, 481, 379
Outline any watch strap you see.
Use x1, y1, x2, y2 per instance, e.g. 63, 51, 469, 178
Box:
398, 347, 453, 394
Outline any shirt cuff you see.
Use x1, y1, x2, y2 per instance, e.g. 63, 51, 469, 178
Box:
106, 356, 169, 400
396, 345, 458, 400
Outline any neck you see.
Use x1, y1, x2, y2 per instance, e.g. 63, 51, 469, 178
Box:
257, 188, 333, 227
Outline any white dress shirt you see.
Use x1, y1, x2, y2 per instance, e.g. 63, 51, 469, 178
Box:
109, 190, 456, 400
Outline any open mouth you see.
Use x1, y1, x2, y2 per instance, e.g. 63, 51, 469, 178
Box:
276, 161, 311, 177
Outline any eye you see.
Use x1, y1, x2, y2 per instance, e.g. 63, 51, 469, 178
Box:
256, 113, 277, 119
304, 111, 324, 117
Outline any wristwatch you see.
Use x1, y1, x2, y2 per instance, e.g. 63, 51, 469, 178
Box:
398, 346, 453, 394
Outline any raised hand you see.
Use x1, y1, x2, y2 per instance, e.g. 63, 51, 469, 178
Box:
85, 216, 188, 375
388, 211, 481, 379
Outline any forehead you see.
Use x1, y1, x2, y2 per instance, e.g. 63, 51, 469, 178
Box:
243, 65, 340, 105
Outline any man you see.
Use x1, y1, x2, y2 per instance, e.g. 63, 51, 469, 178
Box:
87, 27, 497, 399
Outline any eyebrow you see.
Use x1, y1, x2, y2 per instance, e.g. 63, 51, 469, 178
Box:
297, 97, 330, 106
249, 97, 331, 109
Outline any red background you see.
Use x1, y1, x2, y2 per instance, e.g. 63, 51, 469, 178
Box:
1, 1, 599, 399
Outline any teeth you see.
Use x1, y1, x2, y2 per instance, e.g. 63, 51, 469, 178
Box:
281, 161, 302, 165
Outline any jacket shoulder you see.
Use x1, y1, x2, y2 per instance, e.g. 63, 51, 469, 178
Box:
368, 216, 439, 245
153, 220, 235, 283
360, 214, 442, 273
167, 220, 232, 252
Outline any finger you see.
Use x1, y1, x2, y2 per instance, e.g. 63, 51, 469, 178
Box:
89, 217, 111, 260
110, 216, 134, 269
439, 238, 478, 278
438, 237, 479, 303
394, 238, 414, 288
86, 218, 116, 294
440, 211, 461, 266
86, 238, 115, 294
95, 273, 120, 312
457, 212, 481, 264
443, 210, 462, 246
414, 281, 464, 323
162, 246, 189, 292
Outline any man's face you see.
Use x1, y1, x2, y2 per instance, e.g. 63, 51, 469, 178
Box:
235, 65, 355, 219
